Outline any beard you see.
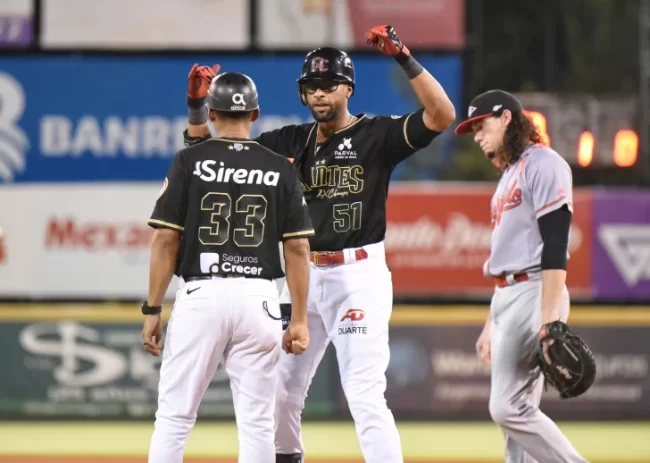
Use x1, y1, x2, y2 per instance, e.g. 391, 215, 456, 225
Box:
310, 103, 339, 122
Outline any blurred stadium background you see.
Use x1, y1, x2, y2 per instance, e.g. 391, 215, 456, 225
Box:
0, 0, 649, 461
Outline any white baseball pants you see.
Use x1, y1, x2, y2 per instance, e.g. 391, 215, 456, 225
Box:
274, 241, 403, 463
148, 276, 282, 463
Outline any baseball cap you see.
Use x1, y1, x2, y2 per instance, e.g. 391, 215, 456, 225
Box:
455, 90, 524, 135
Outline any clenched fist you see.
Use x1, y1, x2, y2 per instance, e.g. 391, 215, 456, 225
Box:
282, 321, 309, 355
187, 63, 221, 100
365, 25, 410, 59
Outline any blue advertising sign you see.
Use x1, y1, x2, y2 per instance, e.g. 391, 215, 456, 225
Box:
0, 54, 461, 183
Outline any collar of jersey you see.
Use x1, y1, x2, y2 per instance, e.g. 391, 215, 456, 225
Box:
211, 137, 259, 144
312, 113, 367, 147
320, 113, 366, 135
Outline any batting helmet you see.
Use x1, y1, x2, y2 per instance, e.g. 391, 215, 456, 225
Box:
205, 72, 259, 113
297, 47, 355, 101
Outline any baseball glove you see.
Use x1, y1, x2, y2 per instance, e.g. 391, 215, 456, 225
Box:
537, 321, 596, 399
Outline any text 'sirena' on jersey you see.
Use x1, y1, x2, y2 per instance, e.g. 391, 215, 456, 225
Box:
148, 139, 314, 281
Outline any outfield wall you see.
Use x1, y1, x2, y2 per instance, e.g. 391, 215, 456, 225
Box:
0, 304, 647, 421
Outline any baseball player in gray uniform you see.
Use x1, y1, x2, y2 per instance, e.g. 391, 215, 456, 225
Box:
455, 90, 588, 463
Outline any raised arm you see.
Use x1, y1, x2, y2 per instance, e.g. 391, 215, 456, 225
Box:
366, 25, 456, 132
185, 63, 220, 142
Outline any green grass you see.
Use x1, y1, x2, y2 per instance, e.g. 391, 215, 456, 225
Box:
0, 421, 648, 461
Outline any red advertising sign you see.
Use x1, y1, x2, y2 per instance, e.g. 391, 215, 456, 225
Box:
347, 0, 465, 50
385, 185, 593, 299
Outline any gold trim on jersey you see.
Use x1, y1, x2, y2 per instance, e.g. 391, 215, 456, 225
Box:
208, 138, 260, 144
334, 114, 366, 134
314, 115, 367, 150
283, 229, 315, 238
402, 112, 416, 150
148, 219, 184, 231
304, 123, 318, 151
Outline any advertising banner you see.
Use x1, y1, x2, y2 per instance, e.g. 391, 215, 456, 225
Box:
592, 190, 650, 301
256, 0, 465, 50
337, 308, 650, 420
385, 185, 594, 299
0, 184, 175, 299
41, 0, 249, 49
0, 0, 32, 47
0, 183, 592, 300
0, 310, 337, 419
1, 305, 647, 420
0, 55, 461, 184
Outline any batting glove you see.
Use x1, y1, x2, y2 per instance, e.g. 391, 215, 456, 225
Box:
366, 25, 423, 79
187, 63, 220, 124
187, 63, 220, 101
366, 25, 410, 59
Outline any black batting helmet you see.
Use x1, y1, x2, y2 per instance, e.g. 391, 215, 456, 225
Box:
297, 47, 355, 101
206, 72, 259, 113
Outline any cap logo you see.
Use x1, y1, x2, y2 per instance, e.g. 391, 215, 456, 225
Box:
468, 106, 477, 117
492, 104, 503, 112
232, 93, 245, 106
311, 57, 329, 73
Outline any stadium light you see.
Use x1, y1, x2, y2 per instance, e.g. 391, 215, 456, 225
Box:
613, 129, 638, 167
577, 131, 594, 167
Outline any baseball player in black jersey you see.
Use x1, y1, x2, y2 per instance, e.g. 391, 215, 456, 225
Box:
143, 72, 314, 463
182, 25, 455, 463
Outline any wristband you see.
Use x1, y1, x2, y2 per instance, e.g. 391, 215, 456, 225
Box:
141, 301, 162, 315
395, 54, 424, 80
183, 129, 210, 148
187, 96, 208, 125
187, 96, 205, 109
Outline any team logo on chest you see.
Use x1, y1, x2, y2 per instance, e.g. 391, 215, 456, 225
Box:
335, 137, 357, 160
308, 162, 364, 199
492, 182, 522, 228
491, 161, 526, 228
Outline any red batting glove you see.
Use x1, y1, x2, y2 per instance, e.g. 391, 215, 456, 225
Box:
187, 63, 221, 100
366, 25, 410, 59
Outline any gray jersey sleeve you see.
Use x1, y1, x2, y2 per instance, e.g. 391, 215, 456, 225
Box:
525, 148, 573, 219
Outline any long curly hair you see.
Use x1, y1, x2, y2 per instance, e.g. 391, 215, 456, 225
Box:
502, 111, 545, 164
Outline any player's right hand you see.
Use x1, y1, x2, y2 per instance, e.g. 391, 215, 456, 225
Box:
283, 321, 309, 355
187, 63, 221, 100
142, 314, 164, 357
475, 326, 491, 366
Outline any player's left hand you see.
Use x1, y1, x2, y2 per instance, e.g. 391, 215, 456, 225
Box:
540, 323, 558, 365
365, 25, 410, 59
142, 314, 163, 357
282, 321, 309, 355
541, 339, 554, 364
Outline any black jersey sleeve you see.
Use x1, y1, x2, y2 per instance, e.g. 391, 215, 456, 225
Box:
281, 167, 315, 241
381, 108, 441, 165
148, 150, 189, 232
255, 123, 316, 161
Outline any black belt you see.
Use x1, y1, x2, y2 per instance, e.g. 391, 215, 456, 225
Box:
183, 275, 271, 282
